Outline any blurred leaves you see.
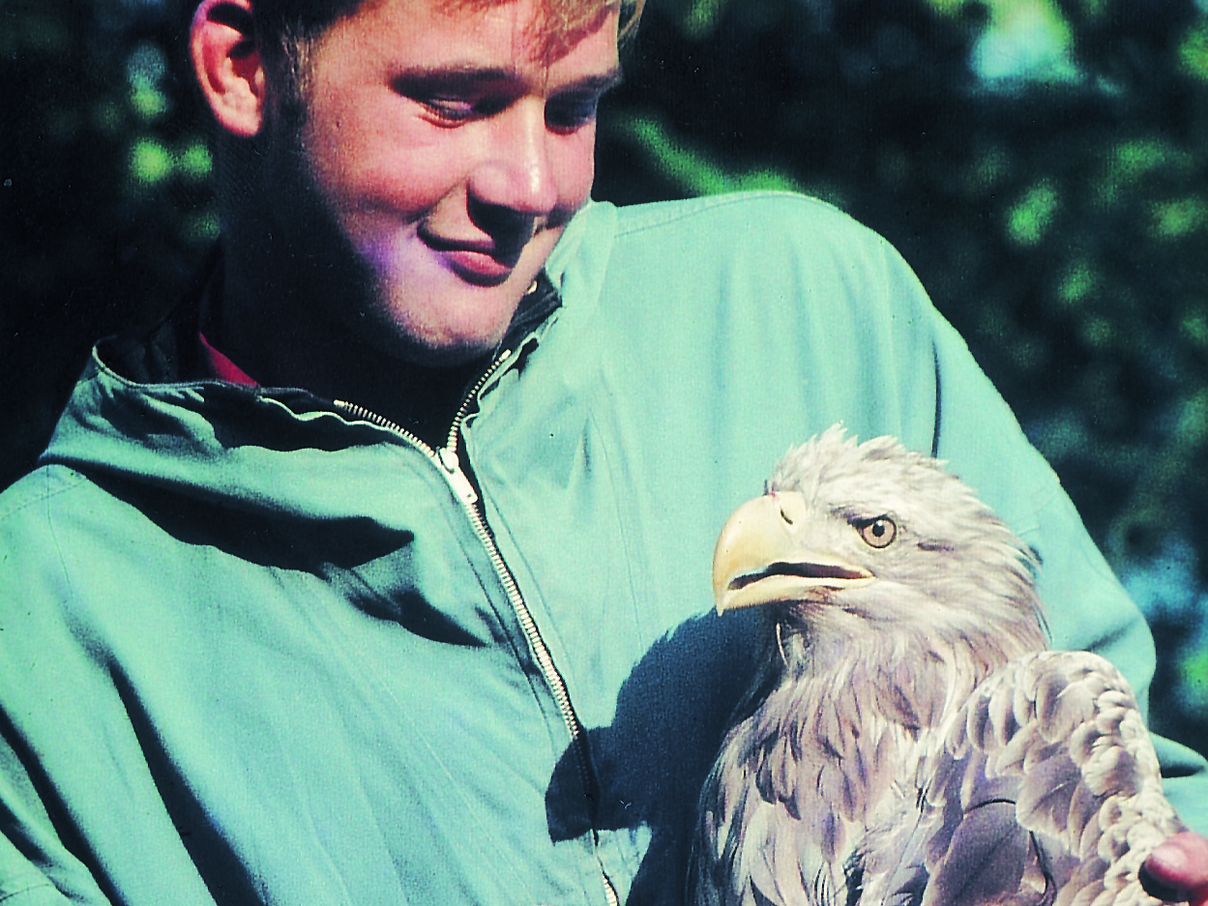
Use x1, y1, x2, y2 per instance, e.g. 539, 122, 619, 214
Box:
1178, 18, 1208, 80
609, 113, 803, 196
1006, 179, 1060, 246
1, 0, 212, 483
3, 0, 1208, 752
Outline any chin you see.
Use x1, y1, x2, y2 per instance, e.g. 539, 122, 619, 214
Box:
387, 287, 529, 361
408, 338, 502, 367
364, 314, 510, 367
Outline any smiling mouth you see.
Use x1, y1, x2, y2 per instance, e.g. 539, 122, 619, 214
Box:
442, 247, 518, 286
420, 229, 525, 286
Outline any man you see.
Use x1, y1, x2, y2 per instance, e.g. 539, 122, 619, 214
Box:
1, 0, 1206, 902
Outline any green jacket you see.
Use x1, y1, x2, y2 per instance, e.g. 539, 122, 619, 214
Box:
2, 193, 1204, 905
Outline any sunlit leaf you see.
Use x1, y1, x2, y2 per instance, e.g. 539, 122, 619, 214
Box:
972, 0, 1078, 83
735, 168, 800, 193
185, 210, 221, 243
683, 0, 726, 39
1177, 21, 1208, 83
128, 137, 172, 187
1005, 180, 1059, 247
1114, 139, 1166, 177
1149, 197, 1208, 241
1080, 315, 1114, 350
130, 86, 169, 121
1175, 388, 1208, 449
1178, 650, 1208, 709
924, 0, 968, 17
610, 113, 800, 198
1179, 309, 1208, 350
177, 141, 213, 182
126, 43, 167, 89
960, 145, 1011, 197
1057, 258, 1098, 308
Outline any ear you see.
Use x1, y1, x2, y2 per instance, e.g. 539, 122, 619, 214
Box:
190, 0, 266, 137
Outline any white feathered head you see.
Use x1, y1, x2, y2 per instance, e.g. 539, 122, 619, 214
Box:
712, 426, 1047, 677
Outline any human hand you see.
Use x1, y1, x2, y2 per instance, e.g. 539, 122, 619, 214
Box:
1142, 832, 1208, 905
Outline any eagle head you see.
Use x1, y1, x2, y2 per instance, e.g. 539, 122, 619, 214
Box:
712, 426, 1047, 671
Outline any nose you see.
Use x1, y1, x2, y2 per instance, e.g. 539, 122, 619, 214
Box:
467, 101, 559, 222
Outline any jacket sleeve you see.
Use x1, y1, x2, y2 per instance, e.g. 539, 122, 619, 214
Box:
0, 728, 112, 905
917, 279, 1208, 835
0, 481, 117, 906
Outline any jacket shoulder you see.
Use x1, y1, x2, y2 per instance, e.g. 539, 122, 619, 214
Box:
0, 466, 93, 527
610, 191, 879, 244
0, 465, 107, 604
605, 192, 918, 303
585, 192, 931, 336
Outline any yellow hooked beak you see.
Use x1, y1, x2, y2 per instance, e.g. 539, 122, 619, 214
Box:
712, 492, 875, 614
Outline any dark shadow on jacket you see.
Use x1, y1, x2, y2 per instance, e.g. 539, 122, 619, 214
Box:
547, 608, 767, 904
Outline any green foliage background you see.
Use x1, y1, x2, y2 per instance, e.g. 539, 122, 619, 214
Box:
2, 0, 1207, 754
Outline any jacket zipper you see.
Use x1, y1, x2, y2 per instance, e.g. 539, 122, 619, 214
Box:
332, 349, 618, 906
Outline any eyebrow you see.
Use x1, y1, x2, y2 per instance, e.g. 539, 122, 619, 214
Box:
564, 69, 626, 93
391, 65, 625, 95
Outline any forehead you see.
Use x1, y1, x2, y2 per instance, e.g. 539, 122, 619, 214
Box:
771, 441, 973, 528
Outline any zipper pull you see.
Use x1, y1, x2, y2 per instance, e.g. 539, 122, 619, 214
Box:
436, 445, 479, 508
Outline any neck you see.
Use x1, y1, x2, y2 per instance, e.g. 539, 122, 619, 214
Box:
211, 248, 492, 450
780, 619, 1027, 744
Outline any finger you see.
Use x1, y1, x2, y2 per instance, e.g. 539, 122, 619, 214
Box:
1142, 832, 1208, 903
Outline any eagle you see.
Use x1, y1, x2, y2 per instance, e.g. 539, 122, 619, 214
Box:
691, 425, 1185, 906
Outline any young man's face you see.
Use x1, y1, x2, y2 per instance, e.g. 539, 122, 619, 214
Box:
270, 0, 621, 363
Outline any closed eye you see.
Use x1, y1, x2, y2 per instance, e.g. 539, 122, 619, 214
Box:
545, 93, 603, 132
391, 66, 622, 131
547, 71, 623, 133
420, 94, 508, 124
391, 68, 518, 125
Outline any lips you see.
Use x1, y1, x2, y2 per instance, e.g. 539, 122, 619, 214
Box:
442, 247, 517, 285
419, 228, 523, 287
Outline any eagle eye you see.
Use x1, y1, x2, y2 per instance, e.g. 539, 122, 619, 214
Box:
855, 515, 897, 549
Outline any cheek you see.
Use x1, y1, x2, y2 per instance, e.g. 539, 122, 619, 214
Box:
310, 129, 472, 223
551, 126, 599, 207
302, 92, 463, 213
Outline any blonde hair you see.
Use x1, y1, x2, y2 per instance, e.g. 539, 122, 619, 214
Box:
442, 0, 646, 55
255, 0, 643, 61
256, 0, 642, 121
